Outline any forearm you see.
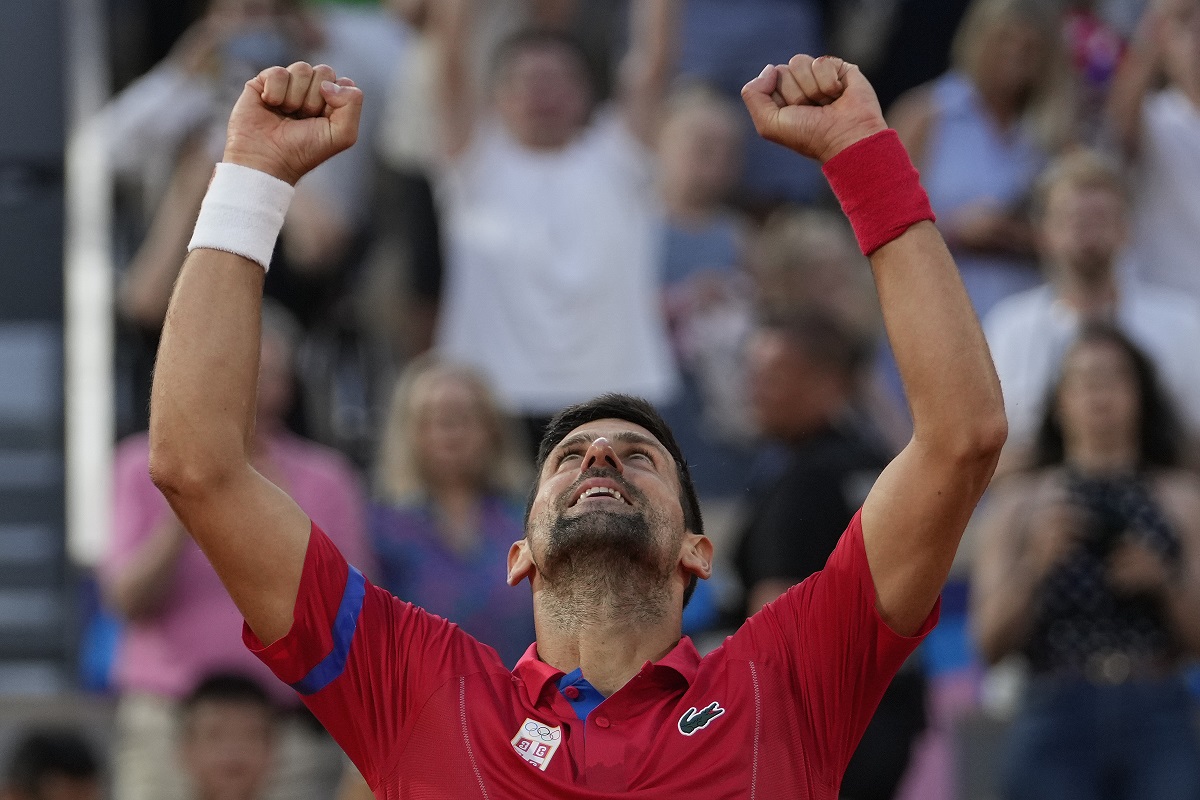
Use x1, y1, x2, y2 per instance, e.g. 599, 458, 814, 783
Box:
149, 248, 264, 493
871, 222, 1007, 456
107, 519, 188, 620
1107, 39, 1159, 155
621, 0, 678, 141
972, 558, 1043, 664
432, 0, 474, 157
1161, 576, 1200, 655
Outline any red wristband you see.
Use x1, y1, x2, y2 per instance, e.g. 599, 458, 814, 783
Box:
822, 129, 935, 256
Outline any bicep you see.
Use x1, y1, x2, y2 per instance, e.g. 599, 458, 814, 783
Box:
160, 465, 310, 645
861, 440, 995, 635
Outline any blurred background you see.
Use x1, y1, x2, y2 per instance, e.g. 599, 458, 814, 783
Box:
7, 0, 1200, 798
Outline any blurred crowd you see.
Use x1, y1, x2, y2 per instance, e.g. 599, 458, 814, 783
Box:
12, 0, 1200, 797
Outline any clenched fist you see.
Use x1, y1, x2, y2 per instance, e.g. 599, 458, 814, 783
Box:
223, 61, 363, 186
741, 55, 887, 164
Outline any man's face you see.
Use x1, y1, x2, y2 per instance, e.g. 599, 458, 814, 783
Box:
515, 419, 699, 618
747, 330, 846, 440
181, 701, 274, 800
1039, 184, 1127, 280
495, 45, 592, 151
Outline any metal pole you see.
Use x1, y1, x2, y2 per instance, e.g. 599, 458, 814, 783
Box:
63, 0, 114, 566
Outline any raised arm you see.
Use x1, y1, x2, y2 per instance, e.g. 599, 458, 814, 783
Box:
432, 0, 476, 159
148, 62, 363, 646
1107, 2, 1171, 156
619, 0, 678, 144
743, 56, 1006, 637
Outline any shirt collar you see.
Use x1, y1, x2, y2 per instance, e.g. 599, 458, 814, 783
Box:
514, 636, 702, 707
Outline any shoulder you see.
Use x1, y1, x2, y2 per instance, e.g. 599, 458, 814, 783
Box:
1125, 283, 1200, 322
1151, 470, 1200, 517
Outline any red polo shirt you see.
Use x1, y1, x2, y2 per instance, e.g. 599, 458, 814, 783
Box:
245, 510, 937, 799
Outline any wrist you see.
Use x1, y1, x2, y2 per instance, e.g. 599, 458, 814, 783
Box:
223, 142, 301, 186
818, 121, 889, 164
822, 129, 935, 255
187, 162, 295, 271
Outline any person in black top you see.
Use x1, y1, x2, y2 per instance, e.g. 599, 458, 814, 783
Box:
734, 309, 927, 800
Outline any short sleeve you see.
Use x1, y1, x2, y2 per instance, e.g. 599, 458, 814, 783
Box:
244, 522, 503, 787
730, 510, 938, 786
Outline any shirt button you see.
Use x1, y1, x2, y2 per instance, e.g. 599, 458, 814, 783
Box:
563, 686, 581, 700
594, 716, 610, 729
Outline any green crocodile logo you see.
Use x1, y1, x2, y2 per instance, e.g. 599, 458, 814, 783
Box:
678, 701, 725, 736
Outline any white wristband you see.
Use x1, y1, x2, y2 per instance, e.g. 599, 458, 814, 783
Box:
188, 162, 295, 271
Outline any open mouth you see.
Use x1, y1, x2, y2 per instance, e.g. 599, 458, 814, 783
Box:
568, 479, 634, 508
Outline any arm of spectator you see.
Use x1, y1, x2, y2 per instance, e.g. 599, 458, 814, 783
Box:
1107, 3, 1170, 156
1112, 474, 1200, 656
619, 0, 678, 145
117, 138, 214, 329
432, 0, 476, 159
744, 57, 1007, 638
885, 85, 934, 168
150, 64, 363, 646
104, 517, 189, 620
970, 477, 1082, 664
280, 184, 355, 276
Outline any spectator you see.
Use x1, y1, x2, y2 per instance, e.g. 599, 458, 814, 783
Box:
675, 0, 826, 204
889, 0, 1075, 319
99, 302, 370, 800
339, 357, 534, 798
180, 674, 277, 800
984, 150, 1200, 454
1108, 0, 1200, 302
972, 324, 1200, 800
733, 310, 925, 800
656, 84, 756, 498
1, 730, 101, 800
370, 357, 535, 667
98, 0, 404, 434
430, 0, 678, 448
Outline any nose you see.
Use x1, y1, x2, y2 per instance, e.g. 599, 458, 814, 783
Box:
581, 437, 622, 474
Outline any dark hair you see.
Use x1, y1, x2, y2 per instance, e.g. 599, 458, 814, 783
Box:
1031, 323, 1182, 469
4, 729, 99, 793
525, 394, 704, 606
183, 673, 275, 719
491, 28, 597, 93
758, 308, 873, 378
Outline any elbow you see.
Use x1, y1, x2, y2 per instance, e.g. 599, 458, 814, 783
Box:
922, 410, 1009, 471
148, 431, 238, 501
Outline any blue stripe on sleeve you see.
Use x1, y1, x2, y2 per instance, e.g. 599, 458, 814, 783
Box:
290, 565, 366, 696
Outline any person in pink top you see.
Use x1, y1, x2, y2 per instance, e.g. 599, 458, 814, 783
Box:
100, 301, 369, 800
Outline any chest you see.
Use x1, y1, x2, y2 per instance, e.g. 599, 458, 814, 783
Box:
381, 662, 826, 799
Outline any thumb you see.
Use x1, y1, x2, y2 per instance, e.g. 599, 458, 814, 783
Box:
740, 65, 782, 138
320, 78, 363, 151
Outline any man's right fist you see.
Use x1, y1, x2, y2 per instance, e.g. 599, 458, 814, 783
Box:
223, 62, 363, 186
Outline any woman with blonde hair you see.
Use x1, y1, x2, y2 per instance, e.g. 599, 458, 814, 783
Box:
370, 355, 534, 665
888, 0, 1076, 320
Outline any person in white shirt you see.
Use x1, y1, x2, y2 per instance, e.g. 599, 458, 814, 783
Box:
430, 0, 678, 444
1109, 0, 1200, 301
984, 149, 1200, 456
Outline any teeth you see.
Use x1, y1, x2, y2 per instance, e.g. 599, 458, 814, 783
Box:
581, 487, 623, 502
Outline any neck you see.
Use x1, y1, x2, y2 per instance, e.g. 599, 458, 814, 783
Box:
533, 608, 682, 696
430, 484, 483, 551
1066, 439, 1139, 475
661, 181, 719, 226
978, 83, 1022, 130
1054, 264, 1118, 315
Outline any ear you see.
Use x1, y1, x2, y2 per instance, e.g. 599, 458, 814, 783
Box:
507, 539, 536, 586
680, 533, 713, 580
